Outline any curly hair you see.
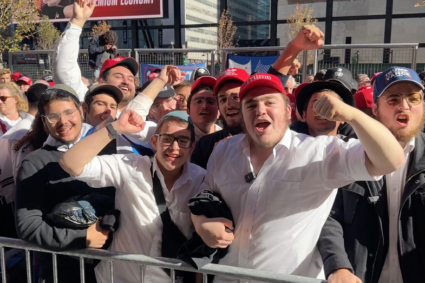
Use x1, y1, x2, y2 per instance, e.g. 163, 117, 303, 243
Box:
102, 30, 118, 46
14, 113, 47, 152
0, 82, 28, 112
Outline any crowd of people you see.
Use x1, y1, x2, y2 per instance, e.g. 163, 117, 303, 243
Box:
1, 1, 425, 283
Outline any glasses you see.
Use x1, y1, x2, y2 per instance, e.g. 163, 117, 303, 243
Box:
42, 108, 79, 124
192, 97, 217, 106
381, 92, 424, 107
218, 94, 239, 104
0, 96, 12, 103
155, 134, 192, 149
151, 97, 177, 113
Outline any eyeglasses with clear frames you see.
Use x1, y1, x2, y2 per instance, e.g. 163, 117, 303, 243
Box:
42, 108, 79, 124
381, 92, 424, 107
154, 134, 192, 149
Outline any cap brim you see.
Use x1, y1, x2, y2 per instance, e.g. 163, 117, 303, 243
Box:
213, 75, 245, 94
191, 76, 217, 92
157, 88, 175, 98
240, 79, 284, 100
113, 58, 139, 76
375, 79, 424, 101
86, 84, 123, 104
296, 81, 355, 116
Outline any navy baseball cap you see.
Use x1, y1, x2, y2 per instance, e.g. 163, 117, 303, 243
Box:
373, 67, 424, 102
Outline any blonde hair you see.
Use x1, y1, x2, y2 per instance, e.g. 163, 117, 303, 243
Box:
0, 68, 11, 76
0, 82, 29, 112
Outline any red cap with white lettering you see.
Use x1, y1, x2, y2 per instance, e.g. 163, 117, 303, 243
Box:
239, 73, 285, 101
17, 76, 32, 86
213, 68, 250, 94
99, 56, 139, 78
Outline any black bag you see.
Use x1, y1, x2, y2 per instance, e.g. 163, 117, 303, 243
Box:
47, 193, 115, 229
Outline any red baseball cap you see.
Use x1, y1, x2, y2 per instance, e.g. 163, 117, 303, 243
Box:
17, 76, 32, 86
292, 82, 310, 100
213, 68, 250, 94
239, 73, 284, 101
371, 72, 382, 85
99, 56, 139, 78
148, 72, 159, 80
354, 86, 373, 109
11, 72, 22, 82
191, 76, 217, 93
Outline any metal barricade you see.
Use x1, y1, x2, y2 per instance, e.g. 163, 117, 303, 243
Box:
134, 48, 216, 77
221, 44, 420, 81
0, 237, 324, 283
8, 49, 132, 81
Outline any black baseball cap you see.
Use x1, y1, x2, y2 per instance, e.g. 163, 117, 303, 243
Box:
296, 81, 355, 116
324, 67, 357, 92
25, 84, 49, 103
85, 83, 123, 104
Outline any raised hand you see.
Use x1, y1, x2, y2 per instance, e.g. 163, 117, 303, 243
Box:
71, 0, 96, 28
158, 65, 186, 86
290, 25, 324, 51
313, 93, 355, 122
112, 110, 145, 135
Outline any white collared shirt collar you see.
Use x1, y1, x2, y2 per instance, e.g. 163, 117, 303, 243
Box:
43, 123, 92, 152
151, 155, 192, 192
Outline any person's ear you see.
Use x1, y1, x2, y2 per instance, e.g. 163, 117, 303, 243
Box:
372, 102, 378, 117
151, 134, 158, 152
82, 102, 89, 114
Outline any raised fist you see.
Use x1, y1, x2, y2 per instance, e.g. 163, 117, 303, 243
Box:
290, 25, 324, 51
313, 93, 354, 122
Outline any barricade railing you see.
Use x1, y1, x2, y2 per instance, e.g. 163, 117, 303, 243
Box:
135, 48, 216, 77
0, 237, 325, 283
221, 44, 419, 82
8, 49, 132, 81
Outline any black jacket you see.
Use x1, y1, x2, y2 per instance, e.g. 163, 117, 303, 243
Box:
191, 129, 231, 169
15, 145, 115, 283
290, 120, 355, 137
88, 35, 118, 69
318, 133, 425, 283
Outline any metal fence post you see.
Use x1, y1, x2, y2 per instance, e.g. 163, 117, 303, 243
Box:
211, 50, 216, 77
313, 49, 318, 75
411, 46, 418, 71
221, 51, 226, 73
302, 50, 308, 83
8, 52, 12, 73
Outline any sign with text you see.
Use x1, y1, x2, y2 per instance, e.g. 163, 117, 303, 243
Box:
39, 0, 164, 22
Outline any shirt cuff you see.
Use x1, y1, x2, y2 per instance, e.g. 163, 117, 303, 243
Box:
67, 22, 83, 36
267, 66, 289, 89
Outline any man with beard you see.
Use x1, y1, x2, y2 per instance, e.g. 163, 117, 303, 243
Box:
318, 67, 425, 283
191, 27, 405, 282
53, 0, 138, 110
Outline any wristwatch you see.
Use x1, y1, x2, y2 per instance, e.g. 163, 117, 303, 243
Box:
106, 122, 118, 139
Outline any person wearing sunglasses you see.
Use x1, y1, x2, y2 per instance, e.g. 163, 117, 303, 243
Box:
0, 82, 28, 137
59, 110, 206, 283
318, 67, 425, 283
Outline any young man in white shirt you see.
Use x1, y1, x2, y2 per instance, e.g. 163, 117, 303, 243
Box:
60, 110, 206, 283
190, 28, 406, 282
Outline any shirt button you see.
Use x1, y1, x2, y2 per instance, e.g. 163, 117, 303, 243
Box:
369, 253, 373, 257
392, 212, 396, 216
393, 188, 396, 192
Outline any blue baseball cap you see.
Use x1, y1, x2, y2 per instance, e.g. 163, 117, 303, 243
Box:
373, 67, 424, 102
159, 110, 193, 126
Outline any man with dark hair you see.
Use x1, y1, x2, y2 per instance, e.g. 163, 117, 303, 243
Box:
15, 84, 115, 283
314, 69, 327, 81
53, 0, 138, 112
60, 110, 205, 283
318, 67, 425, 283
191, 26, 405, 282
89, 30, 119, 79
291, 81, 356, 138
187, 76, 221, 141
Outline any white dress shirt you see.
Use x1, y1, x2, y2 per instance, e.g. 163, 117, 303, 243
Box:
378, 138, 415, 283
200, 129, 379, 283
75, 154, 206, 283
